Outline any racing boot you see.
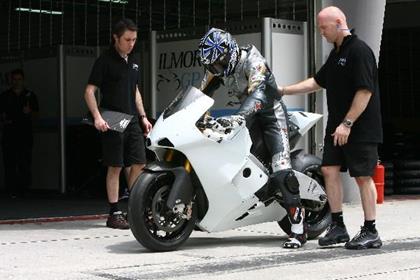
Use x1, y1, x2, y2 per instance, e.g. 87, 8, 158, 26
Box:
283, 207, 307, 249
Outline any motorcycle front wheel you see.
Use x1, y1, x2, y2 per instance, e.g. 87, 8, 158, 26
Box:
128, 171, 197, 252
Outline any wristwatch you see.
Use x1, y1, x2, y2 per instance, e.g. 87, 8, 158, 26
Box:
342, 119, 354, 128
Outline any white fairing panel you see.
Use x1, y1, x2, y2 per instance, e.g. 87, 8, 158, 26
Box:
289, 111, 323, 137
147, 87, 325, 233
147, 88, 281, 232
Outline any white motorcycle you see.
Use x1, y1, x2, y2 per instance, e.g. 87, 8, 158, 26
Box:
128, 86, 330, 251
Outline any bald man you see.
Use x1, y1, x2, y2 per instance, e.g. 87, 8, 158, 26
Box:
278, 6, 383, 250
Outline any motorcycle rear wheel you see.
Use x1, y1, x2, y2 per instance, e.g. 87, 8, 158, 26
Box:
128, 172, 197, 252
278, 156, 331, 239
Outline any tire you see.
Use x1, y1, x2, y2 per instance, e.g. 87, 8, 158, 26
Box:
394, 160, 420, 170
383, 161, 394, 181
278, 153, 331, 239
384, 187, 394, 196
394, 178, 420, 188
395, 187, 420, 195
385, 178, 394, 195
382, 161, 393, 169
385, 170, 394, 179
128, 171, 197, 252
394, 170, 420, 179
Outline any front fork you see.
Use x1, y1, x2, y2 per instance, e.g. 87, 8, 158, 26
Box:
164, 149, 193, 219
164, 149, 192, 173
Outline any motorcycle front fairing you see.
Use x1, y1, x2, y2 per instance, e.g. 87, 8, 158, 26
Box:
146, 86, 287, 232
147, 86, 214, 161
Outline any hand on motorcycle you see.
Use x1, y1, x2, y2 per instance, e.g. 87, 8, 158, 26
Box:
332, 123, 350, 146
213, 115, 245, 134
197, 113, 215, 130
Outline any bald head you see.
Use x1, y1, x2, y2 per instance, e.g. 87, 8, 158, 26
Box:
318, 6, 347, 22
318, 6, 348, 28
317, 6, 350, 45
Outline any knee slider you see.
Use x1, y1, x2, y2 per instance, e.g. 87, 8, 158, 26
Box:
286, 171, 299, 194
270, 169, 301, 207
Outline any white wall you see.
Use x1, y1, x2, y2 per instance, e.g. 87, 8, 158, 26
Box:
270, 20, 307, 112
268, 18, 309, 152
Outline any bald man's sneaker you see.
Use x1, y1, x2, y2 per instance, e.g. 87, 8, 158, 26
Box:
318, 223, 350, 246
345, 226, 382, 249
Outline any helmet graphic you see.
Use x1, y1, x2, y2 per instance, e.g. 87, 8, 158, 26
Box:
198, 28, 239, 77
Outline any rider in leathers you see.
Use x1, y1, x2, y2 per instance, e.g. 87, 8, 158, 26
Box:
198, 28, 306, 248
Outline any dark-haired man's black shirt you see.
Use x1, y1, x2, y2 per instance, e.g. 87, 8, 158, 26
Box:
88, 46, 140, 121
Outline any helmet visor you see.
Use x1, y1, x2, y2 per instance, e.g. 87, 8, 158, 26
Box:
204, 55, 229, 76
204, 62, 225, 76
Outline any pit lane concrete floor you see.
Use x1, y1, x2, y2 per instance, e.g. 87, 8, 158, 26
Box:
1, 196, 420, 280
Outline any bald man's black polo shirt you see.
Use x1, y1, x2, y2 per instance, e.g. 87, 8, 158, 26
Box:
314, 35, 382, 143
88, 47, 140, 118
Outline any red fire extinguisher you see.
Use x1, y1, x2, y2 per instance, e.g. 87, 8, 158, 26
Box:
372, 161, 385, 204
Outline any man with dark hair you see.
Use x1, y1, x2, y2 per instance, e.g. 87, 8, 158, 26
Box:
0, 69, 39, 197
84, 18, 152, 229
279, 6, 383, 249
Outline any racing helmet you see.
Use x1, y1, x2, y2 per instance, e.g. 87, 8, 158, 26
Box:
198, 28, 239, 77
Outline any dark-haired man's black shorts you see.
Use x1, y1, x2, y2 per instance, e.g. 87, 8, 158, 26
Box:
101, 121, 146, 167
322, 137, 378, 177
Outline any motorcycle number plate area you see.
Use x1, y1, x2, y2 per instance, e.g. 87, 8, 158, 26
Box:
232, 158, 269, 199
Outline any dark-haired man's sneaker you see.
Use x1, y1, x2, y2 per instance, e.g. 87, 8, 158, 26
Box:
318, 223, 350, 246
345, 226, 382, 250
123, 211, 128, 220
106, 211, 129, 229
283, 232, 307, 249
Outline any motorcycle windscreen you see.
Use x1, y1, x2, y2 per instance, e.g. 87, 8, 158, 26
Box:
163, 86, 209, 119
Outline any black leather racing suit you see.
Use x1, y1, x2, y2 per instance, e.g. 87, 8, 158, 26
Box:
200, 45, 303, 226
200, 45, 292, 173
